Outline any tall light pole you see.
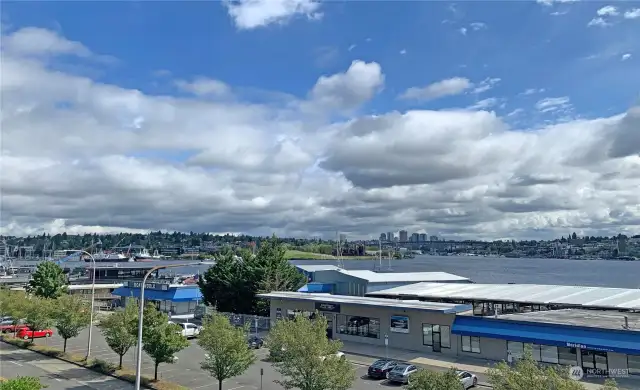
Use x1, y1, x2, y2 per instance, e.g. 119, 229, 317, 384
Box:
68, 250, 97, 360
134, 262, 201, 390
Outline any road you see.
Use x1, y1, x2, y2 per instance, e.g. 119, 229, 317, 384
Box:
0, 342, 134, 390
32, 325, 491, 389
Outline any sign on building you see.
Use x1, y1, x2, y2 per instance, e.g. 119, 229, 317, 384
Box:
315, 302, 341, 313
390, 315, 410, 333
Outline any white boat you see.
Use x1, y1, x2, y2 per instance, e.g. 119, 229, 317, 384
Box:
89, 251, 131, 262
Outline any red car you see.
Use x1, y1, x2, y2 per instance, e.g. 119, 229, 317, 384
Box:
16, 328, 53, 340
0, 323, 29, 334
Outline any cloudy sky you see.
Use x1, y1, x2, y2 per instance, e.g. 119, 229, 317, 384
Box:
1, 0, 639, 240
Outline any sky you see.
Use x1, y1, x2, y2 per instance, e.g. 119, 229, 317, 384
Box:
1, 0, 639, 240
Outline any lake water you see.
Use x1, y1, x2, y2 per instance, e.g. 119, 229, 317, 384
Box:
13, 256, 640, 289
290, 256, 640, 289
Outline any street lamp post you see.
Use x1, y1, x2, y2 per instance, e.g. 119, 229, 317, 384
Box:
134, 262, 201, 390
70, 250, 97, 360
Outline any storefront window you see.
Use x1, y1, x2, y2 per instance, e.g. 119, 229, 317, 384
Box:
540, 345, 559, 364
422, 324, 451, 348
336, 315, 380, 338
628, 355, 640, 375
462, 336, 480, 353
558, 347, 578, 366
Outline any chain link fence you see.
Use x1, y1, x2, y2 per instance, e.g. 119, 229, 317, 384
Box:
194, 305, 271, 332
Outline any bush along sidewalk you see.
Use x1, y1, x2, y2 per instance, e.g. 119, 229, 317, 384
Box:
1, 335, 187, 390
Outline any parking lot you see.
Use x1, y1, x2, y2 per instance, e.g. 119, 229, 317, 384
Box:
37, 325, 444, 390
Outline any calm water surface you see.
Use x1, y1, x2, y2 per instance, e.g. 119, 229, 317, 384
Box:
15, 256, 640, 288
290, 256, 640, 289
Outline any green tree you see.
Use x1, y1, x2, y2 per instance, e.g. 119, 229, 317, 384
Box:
0, 377, 46, 390
23, 297, 55, 343
198, 313, 256, 390
198, 236, 305, 316
487, 349, 618, 390
141, 304, 189, 380
267, 313, 354, 390
2, 291, 28, 337
53, 294, 91, 352
98, 302, 138, 369
406, 368, 462, 390
26, 261, 67, 299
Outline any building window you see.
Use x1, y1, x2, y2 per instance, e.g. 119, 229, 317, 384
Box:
507, 342, 559, 364
558, 347, 578, 366
336, 315, 380, 338
422, 324, 451, 348
540, 345, 559, 364
628, 355, 640, 375
461, 336, 480, 353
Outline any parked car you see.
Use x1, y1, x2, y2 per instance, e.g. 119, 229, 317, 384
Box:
0, 319, 28, 334
247, 336, 264, 349
169, 321, 201, 338
367, 359, 400, 379
458, 370, 478, 389
320, 351, 345, 361
16, 328, 53, 340
387, 363, 418, 384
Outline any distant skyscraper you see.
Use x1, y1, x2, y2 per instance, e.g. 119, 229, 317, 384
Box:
380, 233, 387, 241
399, 230, 408, 242
411, 233, 419, 242
339, 233, 347, 243
387, 232, 394, 241
430, 235, 438, 242
419, 233, 427, 242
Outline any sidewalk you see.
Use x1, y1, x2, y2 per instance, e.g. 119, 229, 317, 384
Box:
339, 341, 637, 390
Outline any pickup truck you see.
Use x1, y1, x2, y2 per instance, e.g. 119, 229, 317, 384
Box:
169, 322, 202, 338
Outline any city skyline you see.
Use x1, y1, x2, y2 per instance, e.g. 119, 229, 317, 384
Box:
1, 1, 639, 241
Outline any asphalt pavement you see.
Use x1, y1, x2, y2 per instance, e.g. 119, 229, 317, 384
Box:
31, 326, 491, 389
0, 342, 134, 390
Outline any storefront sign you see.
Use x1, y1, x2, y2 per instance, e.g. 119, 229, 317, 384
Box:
566, 342, 614, 352
125, 281, 170, 291
315, 302, 341, 313
390, 315, 410, 334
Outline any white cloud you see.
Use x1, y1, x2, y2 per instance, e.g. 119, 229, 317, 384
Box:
624, 8, 640, 19
473, 78, 501, 94
399, 77, 472, 101
459, 27, 467, 35
400, 49, 407, 55
2, 27, 92, 58
348, 44, 356, 51
597, 6, 619, 17
2, 27, 640, 240
536, 0, 579, 6
521, 88, 546, 95
535, 96, 572, 113
588, 17, 610, 27
621, 53, 632, 61
223, 0, 322, 30
467, 97, 502, 111
174, 77, 231, 97
470, 22, 487, 30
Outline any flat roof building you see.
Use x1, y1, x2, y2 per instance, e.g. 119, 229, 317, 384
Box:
294, 266, 471, 296
260, 292, 640, 379
113, 280, 202, 318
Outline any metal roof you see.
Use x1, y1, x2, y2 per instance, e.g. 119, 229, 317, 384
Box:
497, 309, 640, 332
258, 291, 472, 314
67, 283, 123, 290
365, 282, 640, 310
295, 264, 342, 273
335, 269, 470, 283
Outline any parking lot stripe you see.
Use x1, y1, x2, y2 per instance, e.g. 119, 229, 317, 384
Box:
227, 386, 245, 390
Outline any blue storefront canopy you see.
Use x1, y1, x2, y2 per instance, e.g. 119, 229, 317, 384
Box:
113, 286, 202, 302
452, 316, 640, 355
297, 283, 334, 293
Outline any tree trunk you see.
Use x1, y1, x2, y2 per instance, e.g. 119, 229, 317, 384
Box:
118, 354, 123, 370
218, 379, 222, 390
64, 338, 67, 352
154, 361, 159, 380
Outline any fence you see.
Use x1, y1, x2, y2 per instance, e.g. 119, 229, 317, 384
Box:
194, 305, 271, 332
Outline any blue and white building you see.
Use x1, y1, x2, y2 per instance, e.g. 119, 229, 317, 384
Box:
112, 280, 202, 317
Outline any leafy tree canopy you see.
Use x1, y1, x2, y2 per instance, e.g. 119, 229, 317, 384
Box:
27, 261, 67, 299
24, 297, 55, 336
406, 368, 463, 390
140, 303, 189, 380
267, 313, 354, 390
53, 294, 91, 352
98, 302, 138, 369
0, 377, 46, 390
198, 312, 256, 390
199, 235, 306, 316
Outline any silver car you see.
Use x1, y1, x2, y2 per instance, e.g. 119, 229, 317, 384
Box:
458, 370, 478, 389
387, 363, 418, 384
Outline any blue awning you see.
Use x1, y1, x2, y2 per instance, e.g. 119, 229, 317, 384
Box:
452, 316, 640, 355
113, 286, 202, 302
297, 283, 334, 293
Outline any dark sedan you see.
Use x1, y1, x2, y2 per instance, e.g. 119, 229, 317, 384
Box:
247, 335, 264, 349
367, 359, 400, 379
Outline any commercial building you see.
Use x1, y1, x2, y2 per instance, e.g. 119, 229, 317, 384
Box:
294, 265, 471, 295
112, 280, 202, 317
259, 291, 640, 377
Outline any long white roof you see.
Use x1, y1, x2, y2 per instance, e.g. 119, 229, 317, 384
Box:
332, 269, 470, 283
365, 282, 640, 310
